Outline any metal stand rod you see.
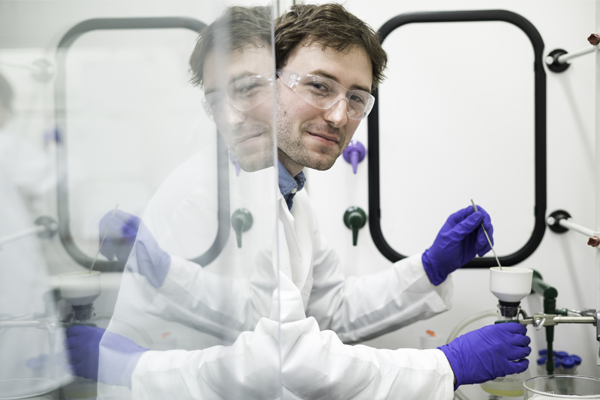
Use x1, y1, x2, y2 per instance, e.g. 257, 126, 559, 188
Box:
552, 46, 597, 64
0, 320, 41, 328
0, 226, 45, 246
558, 219, 596, 237
0, 60, 40, 72
596, 0, 600, 366
554, 316, 597, 324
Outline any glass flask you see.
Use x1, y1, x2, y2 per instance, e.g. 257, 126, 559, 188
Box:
481, 368, 532, 397
524, 375, 600, 399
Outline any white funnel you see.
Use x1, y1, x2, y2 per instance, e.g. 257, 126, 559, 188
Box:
490, 267, 533, 303
59, 271, 101, 306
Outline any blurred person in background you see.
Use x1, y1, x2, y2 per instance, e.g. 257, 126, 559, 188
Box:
0, 70, 65, 383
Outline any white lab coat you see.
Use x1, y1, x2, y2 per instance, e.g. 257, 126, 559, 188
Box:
120, 158, 455, 399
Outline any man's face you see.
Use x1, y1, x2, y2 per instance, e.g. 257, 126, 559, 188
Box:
203, 45, 274, 172
276, 42, 372, 173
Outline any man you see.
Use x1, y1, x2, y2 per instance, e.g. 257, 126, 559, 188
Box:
66, 5, 530, 399
190, 4, 275, 173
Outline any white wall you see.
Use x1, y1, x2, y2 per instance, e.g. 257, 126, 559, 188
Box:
304, 0, 600, 394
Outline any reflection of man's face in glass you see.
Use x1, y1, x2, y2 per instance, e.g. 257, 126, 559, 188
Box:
203, 45, 274, 172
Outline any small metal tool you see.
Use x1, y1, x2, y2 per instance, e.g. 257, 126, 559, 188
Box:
470, 199, 501, 270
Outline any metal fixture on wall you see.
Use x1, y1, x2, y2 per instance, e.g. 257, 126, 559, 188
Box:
342, 140, 366, 174
231, 208, 253, 248
343, 207, 367, 246
546, 33, 599, 73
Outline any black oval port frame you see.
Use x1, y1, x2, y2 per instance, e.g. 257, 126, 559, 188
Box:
55, 17, 230, 272
368, 10, 547, 267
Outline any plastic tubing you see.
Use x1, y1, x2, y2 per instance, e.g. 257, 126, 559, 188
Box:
445, 309, 499, 400
445, 309, 498, 344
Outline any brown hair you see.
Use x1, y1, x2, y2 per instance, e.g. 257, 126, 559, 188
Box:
189, 6, 272, 87
275, 3, 387, 89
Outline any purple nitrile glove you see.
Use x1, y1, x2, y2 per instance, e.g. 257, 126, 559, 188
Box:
100, 210, 141, 265
26, 353, 70, 372
65, 326, 148, 388
438, 323, 531, 390
100, 209, 171, 288
422, 205, 493, 285
126, 222, 172, 288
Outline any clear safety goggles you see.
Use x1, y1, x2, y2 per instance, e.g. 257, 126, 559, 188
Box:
276, 69, 375, 121
202, 73, 274, 120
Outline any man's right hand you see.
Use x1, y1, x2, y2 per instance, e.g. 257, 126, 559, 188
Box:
100, 209, 171, 288
437, 323, 531, 390
422, 205, 493, 285
100, 210, 141, 265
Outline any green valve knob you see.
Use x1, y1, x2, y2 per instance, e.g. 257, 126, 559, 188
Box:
343, 207, 367, 246
231, 208, 253, 248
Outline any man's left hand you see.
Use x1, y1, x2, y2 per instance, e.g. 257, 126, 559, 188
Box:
65, 326, 148, 388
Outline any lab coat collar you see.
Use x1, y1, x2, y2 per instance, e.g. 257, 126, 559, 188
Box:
277, 191, 313, 295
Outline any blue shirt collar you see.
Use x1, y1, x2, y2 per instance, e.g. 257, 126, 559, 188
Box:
278, 159, 306, 211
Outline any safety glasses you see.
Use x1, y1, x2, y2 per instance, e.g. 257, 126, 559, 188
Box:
276, 69, 375, 121
202, 73, 274, 120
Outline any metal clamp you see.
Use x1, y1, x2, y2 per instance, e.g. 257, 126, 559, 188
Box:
520, 308, 600, 355
520, 312, 597, 328
533, 316, 546, 331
